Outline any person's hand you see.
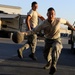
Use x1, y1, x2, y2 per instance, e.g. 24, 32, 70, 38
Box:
73, 27, 75, 31
21, 32, 27, 36
29, 28, 31, 31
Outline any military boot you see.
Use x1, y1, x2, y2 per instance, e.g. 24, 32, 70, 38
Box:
44, 60, 52, 69
49, 65, 57, 75
29, 53, 37, 61
17, 49, 23, 59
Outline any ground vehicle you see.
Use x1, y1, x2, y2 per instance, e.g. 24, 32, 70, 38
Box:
0, 13, 27, 38
68, 22, 75, 53
0, 13, 44, 39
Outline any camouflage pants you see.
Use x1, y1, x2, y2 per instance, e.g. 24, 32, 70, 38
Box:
19, 34, 37, 53
43, 38, 63, 66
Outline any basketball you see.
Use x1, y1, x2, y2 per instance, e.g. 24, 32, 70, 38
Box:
12, 31, 24, 44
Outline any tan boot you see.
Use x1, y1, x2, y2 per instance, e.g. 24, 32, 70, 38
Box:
17, 49, 23, 59
49, 65, 57, 75
29, 53, 37, 61
44, 60, 52, 69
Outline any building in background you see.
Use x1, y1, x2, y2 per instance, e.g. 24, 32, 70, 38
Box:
0, 4, 27, 38
60, 28, 71, 37
0, 4, 21, 14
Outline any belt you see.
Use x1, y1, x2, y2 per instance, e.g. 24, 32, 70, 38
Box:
45, 37, 60, 44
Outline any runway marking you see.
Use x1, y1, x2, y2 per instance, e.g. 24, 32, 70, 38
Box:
58, 65, 75, 71
0, 59, 5, 62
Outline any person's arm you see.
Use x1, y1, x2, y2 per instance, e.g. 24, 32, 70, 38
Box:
22, 21, 44, 36
38, 14, 45, 21
66, 21, 75, 31
26, 15, 32, 30
22, 30, 35, 36
60, 18, 75, 31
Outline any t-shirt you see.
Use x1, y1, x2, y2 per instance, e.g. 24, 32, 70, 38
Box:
31, 18, 67, 39
27, 9, 39, 28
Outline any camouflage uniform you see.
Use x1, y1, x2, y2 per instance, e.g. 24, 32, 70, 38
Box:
20, 9, 39, 53
28, 18, 67, 67
44, 38, 62, 67
18, 9, 40, 60
20, 34, 37, 54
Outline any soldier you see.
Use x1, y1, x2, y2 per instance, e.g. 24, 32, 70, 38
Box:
21, 7, 75, 74
17, 1, 45, 60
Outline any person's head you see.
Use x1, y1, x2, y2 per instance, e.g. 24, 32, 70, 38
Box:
31, 1, 38, 11
47, 7, 56, 21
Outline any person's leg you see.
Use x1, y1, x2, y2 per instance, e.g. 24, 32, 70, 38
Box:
43, 42, 52, 69
49, 41, 63, 74
29, 34, 37, 60
17, 37, 30, 59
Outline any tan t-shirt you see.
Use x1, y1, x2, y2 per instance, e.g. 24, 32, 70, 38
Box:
31, 18, 67, 39
27, 9, 39, 28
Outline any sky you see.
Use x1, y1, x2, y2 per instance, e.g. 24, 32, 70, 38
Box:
0, 0, 75, 28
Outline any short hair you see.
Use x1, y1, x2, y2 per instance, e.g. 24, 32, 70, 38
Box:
31, 1, 37, 7
47, 7, 55, 12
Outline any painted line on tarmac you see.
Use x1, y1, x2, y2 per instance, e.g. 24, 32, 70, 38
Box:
58, 66, 75, 71
0, 59, 5, 62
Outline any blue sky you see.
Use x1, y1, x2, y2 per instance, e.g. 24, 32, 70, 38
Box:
0, 0, 75, 28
